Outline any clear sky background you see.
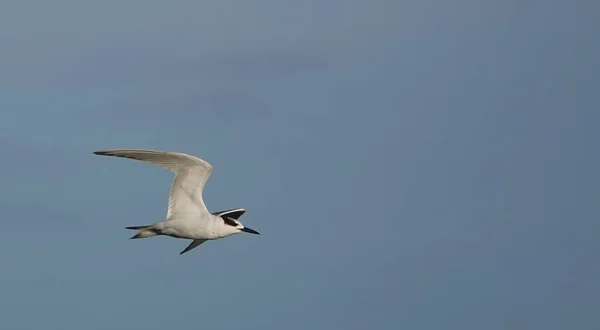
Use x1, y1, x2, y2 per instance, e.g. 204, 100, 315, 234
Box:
1, 1, 598, 329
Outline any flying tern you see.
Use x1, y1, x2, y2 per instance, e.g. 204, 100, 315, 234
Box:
93, 148, 259, 255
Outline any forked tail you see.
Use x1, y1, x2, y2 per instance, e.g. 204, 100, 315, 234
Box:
125, 225, 158, 239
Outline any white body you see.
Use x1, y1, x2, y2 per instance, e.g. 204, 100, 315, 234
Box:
154, 214, 241, 240
94, 149, 258, 254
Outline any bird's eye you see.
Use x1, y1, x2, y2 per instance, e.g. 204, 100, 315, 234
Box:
223, 216, 238, 227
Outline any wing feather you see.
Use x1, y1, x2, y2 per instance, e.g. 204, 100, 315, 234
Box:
94, 149, 213, 219
180, 239, 207, 255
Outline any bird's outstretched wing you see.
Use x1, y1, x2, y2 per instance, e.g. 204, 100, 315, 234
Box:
94, 149, 213, 219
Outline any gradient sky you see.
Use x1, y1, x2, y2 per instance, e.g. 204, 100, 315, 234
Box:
1, 1, 598, 329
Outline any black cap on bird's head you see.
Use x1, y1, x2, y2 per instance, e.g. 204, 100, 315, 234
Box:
214, 207, 260, 235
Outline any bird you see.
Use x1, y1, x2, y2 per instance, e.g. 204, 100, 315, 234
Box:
93, 148, 259, 255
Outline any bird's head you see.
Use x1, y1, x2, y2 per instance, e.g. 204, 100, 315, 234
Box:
223, 217, 260, 235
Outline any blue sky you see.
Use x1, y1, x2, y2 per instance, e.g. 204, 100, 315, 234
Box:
0, 1, 598, 329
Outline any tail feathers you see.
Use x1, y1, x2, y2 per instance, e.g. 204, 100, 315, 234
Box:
125, 225, 157, 239
125, 225, 151, 230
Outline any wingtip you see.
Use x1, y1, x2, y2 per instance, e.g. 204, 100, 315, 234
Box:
94, 150, 120, 157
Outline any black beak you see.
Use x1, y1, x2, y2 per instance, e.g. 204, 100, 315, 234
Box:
241, 227, 260, 235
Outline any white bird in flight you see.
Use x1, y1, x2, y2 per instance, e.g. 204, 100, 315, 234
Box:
93, 148, 260, 255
